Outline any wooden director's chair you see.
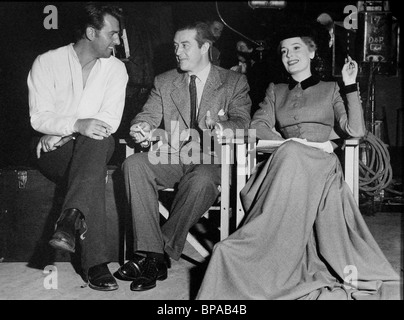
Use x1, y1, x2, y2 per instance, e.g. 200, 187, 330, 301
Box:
119, 135, 250, 260
119, 136, 360, 260
233, 137, 361, 226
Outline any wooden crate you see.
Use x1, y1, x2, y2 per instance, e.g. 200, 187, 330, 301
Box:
0, 167, 126, 267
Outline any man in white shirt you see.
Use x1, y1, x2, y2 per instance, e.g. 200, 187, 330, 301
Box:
115, 21, 251, 292
27, 3, 128, 291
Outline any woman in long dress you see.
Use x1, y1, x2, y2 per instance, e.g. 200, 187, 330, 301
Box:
196, 25, 400, 300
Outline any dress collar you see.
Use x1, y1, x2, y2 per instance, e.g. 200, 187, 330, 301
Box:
288, 75, 319, 90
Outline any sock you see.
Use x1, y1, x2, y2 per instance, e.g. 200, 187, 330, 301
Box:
146, 252, 165, 263
88, 262, 109, 275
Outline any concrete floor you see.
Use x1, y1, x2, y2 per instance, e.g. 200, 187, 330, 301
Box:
0, 210, 402, 300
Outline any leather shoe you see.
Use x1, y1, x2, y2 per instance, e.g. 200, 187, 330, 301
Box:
88, 263, 118, 291
49, 208, 84, 253
114, 253, 148, 281
130, 257, 167, 291
115, 253, 170, 281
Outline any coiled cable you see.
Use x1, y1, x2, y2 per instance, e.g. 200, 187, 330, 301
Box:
359, 131, 402, 197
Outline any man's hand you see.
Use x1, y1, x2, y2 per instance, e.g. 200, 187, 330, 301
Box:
129, 122, 152, 147
205, 111, 216, 129
206, 111, 233, 143
74, 119, 112, 140
36, 135, 62, 158
212, 123, 234, 144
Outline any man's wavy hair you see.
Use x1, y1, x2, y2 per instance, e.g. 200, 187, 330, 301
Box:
73, 2, 123, 41
176, 21, 217, 49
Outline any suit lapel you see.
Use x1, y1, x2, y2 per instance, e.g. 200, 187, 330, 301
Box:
170, 72, 190, 128
197, 66, 222, 125
169, 66, 222, 129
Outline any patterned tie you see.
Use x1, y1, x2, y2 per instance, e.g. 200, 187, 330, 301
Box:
189, 75, 197, 129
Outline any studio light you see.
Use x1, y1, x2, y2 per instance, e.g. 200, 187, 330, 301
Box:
248, 1, 287, 9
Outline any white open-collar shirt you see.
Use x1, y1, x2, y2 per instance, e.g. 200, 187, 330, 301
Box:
28, 43, 128, 136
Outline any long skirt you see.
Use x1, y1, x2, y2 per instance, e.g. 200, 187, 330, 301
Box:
196, 141, 400, 300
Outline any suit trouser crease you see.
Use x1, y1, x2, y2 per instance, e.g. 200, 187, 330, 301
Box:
123, 151, 221, 260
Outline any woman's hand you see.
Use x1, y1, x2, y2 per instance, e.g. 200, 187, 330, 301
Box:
341, 55, 358, 86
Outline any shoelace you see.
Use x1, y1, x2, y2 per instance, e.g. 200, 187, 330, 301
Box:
141, 258, 159, 279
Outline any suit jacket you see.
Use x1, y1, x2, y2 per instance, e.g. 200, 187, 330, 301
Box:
132, 64, 252, 155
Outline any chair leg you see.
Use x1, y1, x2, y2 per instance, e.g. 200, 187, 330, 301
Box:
159, 201, 210, 259
186, 233, 209, 258
220, 143, 231, 240
344, 139, 360, 205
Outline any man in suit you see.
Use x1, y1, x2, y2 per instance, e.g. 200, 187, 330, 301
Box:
116, 21, 251, 291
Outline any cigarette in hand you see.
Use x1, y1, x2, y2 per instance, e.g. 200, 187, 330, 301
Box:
135, 125, 146, 137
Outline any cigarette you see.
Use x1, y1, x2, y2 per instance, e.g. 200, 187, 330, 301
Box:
139, 128, 146, 137
134, 125, 145, 137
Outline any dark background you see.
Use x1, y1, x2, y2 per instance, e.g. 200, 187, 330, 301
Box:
0, 1, 402, 172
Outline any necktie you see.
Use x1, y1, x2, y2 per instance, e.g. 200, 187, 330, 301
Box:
189, 75, 197, 129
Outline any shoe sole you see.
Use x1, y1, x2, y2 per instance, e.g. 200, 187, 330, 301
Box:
157, 272, 168, 281
88, 282, 119, 291
115, 267, 167, 282
49, 239, 75, 253
130, 274, 167, 292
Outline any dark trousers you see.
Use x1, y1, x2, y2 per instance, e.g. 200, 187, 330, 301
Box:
122, 151, 221, 260
34, 135, 115, 271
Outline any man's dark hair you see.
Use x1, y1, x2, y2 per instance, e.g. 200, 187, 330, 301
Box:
73, 2, 123, 41
177, 21, 216, 48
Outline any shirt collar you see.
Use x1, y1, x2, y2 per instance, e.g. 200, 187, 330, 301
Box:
189, 63, 211, 84
288, 75, 319, 90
